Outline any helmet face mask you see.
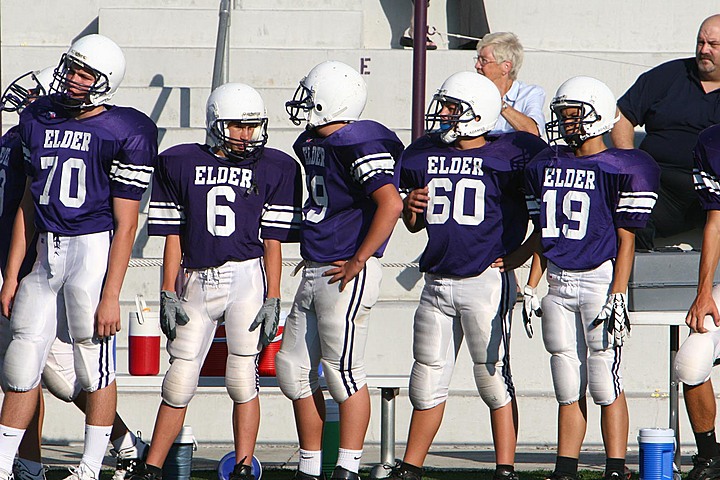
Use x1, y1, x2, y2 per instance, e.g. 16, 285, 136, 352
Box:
285, 81, 314, 126
425, 94, 479, 143
547, 99, 599, 148
206, 83, 269, 162
1, 69, 51, 113
51, 55, 109, 109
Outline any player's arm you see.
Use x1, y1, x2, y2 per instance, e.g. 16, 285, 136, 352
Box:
0, 178, 35, 317
326, 183, 403, 291
161, 234, 182, 292
610, 109, 636, 149
610, 226, 636, 294
526, 252, 546, 289
492, 230, 541, 272
402, 186, 429, 233
95, 197, 140, 337
687, 210, 720, 333
263, 238, 282, 299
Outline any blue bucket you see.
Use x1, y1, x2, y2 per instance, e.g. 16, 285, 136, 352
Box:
638, 428, 675, 480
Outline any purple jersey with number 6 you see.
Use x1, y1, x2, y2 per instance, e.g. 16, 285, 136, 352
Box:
694, 124, 720, 210
400, 132, 547, 277
293, 120, 404, 263
525, 146, 660, 271
148, 144, 303, 269
18, 96, 157, 235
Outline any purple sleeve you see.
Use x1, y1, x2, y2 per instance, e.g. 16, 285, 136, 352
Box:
524, 161, 542, 229
109, 126, 158, 201
694, 126, 720, 210
341, 140, 399, 196
261, 158, 303, 242
614, 155, 660, 229
147, 154, 183, 237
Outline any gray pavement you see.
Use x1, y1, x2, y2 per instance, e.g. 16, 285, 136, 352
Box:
38, 443, 698, 474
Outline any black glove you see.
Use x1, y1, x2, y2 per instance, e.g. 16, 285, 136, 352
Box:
160, 290, 190, 341
249, 297, 281, 348
592, 293, 631, 347
522, 285, 542, 339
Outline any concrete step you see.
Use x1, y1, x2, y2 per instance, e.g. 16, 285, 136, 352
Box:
99, 8, 363, 49
237, 0, 362, 10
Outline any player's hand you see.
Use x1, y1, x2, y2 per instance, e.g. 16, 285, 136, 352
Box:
249, 297, 281, 348
0, 277, 18, 318
491, 254, 524, 273
95, 296, 122, 338
686, 291, 720, 333
160, 290, 190, 341
404, 186, 430, 214
592, 293, 631, 347
522, 285, 542, 338
324, 257, 365, 292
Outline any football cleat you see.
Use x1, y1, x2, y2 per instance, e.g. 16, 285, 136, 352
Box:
110, 435, 149, 480
292, 471, 325, 480
329, 466, 358, 480
494, 469, 519, 480
388, 461, 423, 480
12, 462, 45, 480
62, 465, 96, 480
687, 455, 720, 480
229, 464, 254, 480
546, 472, 578, 480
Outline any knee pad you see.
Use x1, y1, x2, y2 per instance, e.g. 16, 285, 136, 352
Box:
162, 358, 201, 407
225, 354, 259, 404
275, 350, 319, 401
587, 347, 623, 406
676, 333, 715, 386
74, 336, 116, 393
42, 363, 81, 402
4, 338, 44, 392
408, 361, 448, 410
473, 361, 513, 410
320, 357, 366, 404
549, 353, 586, 405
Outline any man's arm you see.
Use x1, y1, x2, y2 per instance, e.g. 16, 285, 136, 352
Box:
686, 210, 720, 333
161, 234, 182, 292
610, 110, 637, 149
610, 227, 636, 294
0, 179, 35, 317
95, 197, 140, 337
401, 186, 428, 233
325, 183, 403, 291
263, 238, 282, 299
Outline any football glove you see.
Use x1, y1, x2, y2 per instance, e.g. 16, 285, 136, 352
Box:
249, 297, 281, 348
160, 290, 190, 341
522, 285, 542, 338
592, 292, 631, 347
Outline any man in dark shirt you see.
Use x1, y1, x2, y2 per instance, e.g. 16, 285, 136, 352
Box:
612, 14, 720, 250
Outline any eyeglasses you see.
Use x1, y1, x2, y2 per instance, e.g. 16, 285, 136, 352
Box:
473, 56, 497, 66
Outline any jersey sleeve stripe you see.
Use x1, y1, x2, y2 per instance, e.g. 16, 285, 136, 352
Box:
351, 154, 395, 183
694, 169, 720, 194
110, 160, 153, 188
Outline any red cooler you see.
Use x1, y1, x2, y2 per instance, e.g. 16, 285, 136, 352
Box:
258, 314, 286, 377
128, 295, 161, 376
200, 325, 228, 377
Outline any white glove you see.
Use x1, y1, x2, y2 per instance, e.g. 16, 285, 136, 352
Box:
249, 297, 281, 348
592, 293, 631, 347
522, 285, 542, 338
160, 290, 190, 341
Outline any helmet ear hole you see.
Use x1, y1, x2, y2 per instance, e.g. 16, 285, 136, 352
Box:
316, 104, 323, 112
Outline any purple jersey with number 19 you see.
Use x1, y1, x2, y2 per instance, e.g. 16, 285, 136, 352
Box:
293, 119, 404, 263
525, 146, 660, 271
18, 96, 157, 235
400, 132, 547, 277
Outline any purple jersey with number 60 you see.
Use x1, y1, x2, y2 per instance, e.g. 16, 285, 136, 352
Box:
694, 124, 720, 210
148, 144, 303, 269
400, 132, 547, 277
525, 146, 660, 271
18, 96, 157, 235
293, 120, 404, 263
0, 126, 27, 274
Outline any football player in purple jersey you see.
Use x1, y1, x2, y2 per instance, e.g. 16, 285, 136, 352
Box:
388, 72, 547, 480
0, 34, 157, 480
0, 67, 149, 480
276, 60, 404, 480
524, 76, 659, 480
130, 83, 302, 480
675, 123, 720, 480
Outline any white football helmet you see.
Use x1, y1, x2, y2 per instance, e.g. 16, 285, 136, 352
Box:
425, 71, 501, 144
50, 34, 126, 109
286, 60, 367, 129
546, 75, 619, 148
0, 66, 54, 113
206, 82, 268, 161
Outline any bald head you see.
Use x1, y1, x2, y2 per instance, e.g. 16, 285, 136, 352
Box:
696, 15, 720, 80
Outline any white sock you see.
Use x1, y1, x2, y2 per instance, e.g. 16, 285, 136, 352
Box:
0, 425, 25, 473
336, 448, 362, 474
80, 424, 112, 478
15, 458, 44, 477
111, 431, 137, 453
298, 449, 322, 476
